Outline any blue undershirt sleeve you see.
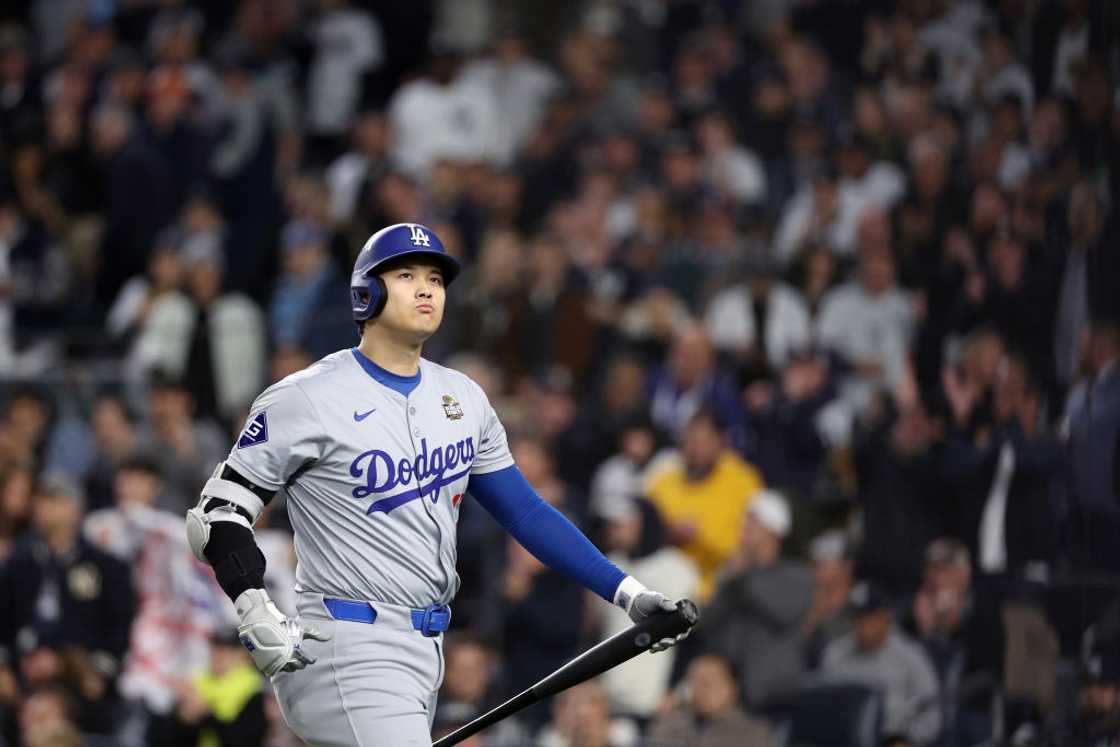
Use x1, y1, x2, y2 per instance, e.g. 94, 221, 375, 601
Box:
467, 466, 626, 603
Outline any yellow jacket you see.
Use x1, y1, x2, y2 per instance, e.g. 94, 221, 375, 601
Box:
647, 451, 764, 601
193, 663, 263, 747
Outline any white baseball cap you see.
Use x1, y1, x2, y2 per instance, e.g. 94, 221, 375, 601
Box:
748, 490, 791, 539
810, 530, 849, 562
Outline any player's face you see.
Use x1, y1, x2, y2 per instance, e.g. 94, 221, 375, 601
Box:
377, 261, 446, 341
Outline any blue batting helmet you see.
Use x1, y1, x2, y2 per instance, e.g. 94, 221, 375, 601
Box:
351, 223, 461, 322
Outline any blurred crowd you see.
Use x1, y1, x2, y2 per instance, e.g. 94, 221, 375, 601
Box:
1, 0, 1119, 745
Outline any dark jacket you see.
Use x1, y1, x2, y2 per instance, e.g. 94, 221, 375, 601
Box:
501, 568, 585, 728
855, 419, 952, 594
704, 559, 814, 707
941, 422, 1064, 572
1064, 362, 1120, 570
0, 534, 135, 675
1066, 363, 1120, 516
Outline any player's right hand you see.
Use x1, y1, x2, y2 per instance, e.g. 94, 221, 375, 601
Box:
234, 588, 331, 677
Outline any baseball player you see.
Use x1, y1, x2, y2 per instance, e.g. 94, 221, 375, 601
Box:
185, 223, 685, 746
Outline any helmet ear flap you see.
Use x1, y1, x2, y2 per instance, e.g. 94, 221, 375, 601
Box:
370, 276, 388, 318
351, 275, 388, 321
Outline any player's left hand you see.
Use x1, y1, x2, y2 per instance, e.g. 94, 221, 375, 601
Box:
235, 588, 332, 677
626, 590, 690, 653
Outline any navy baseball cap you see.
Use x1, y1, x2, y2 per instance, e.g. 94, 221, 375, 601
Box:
849, 580, 891, 616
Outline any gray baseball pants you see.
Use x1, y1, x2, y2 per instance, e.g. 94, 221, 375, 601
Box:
272, 592, 445, 746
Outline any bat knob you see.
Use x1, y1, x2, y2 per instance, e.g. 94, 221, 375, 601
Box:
675, 599, 700, 628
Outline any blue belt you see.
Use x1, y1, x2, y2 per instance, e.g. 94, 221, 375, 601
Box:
322, 597, 452, 637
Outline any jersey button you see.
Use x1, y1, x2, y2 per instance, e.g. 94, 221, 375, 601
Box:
413, 428, 421, 436
409, 407, 417, 415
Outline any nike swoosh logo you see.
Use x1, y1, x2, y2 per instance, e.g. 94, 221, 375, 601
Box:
353, 408, 376, 422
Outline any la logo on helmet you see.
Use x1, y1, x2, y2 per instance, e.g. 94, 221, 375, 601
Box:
409, 225, 431, 247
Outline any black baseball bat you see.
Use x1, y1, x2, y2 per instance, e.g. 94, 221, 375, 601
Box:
432, 599, 700, 747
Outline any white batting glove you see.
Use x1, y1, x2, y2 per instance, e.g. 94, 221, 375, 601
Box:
234, 588, 331, 677
615, 576, 690, 653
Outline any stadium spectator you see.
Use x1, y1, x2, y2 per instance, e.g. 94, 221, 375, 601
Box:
0, 197, 71, 369
0, 464, 32, 560
499, 536, 585, 730
435, 633, 496, 725
704, 251, 812, 375
83, 393, 140, 512
822, 580, 942, 746
107, 228, 184, 345
803, 530, 856, 666
853, 393, 948, 594
598, 498, 698, 719
0, 24, 35, 153
269, 218, 354, 360
588, 414, 668, 523
515, 231, 599, 386
0, 474, 135, 735
537, 680, 636, 747
980, 27, 1034, 113
693, 108, 767, 208
646, 408, 764, 601
704, 490, 813, 707
387, 41, 501, 180
206, 42, 292, 292
816, 226, 916, 409
164, 629, 267, 747
135, 372, 227, 514
325, 112, 392, 225
1053, 183, 1116, 388
1067, 646, 1120, 746
145, 65, 210, 212
648, 326, 742, 442
647, 654, 773, 747
0, 387, 93, 483
903, 539, 1004, 747
18, 686, 84, 747
304, 0, 384, 162
83, 454, 228, 732
1064, 318, 1120, 570
131, 228, 266, 425
457, 29, 562, 169
434, 633, 526, 747
950, 231, 1055, 383
89, 102, 177, 307
941, 353, 1063, 574
742, 352, 833, 495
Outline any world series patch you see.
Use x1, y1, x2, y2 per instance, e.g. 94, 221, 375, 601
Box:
237, 411, 269, 448
442, 395, 463, 420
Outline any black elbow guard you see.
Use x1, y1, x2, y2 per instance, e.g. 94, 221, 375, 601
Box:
204, 521, 267, 602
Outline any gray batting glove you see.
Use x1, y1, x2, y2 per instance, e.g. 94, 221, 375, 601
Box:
626, 588, 690, 653
235, 588, 331, 677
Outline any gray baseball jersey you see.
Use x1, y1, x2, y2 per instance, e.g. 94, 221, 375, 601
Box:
226, 349, 514, 608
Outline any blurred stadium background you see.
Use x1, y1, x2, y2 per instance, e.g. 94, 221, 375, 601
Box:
1, 0, 1119, 745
